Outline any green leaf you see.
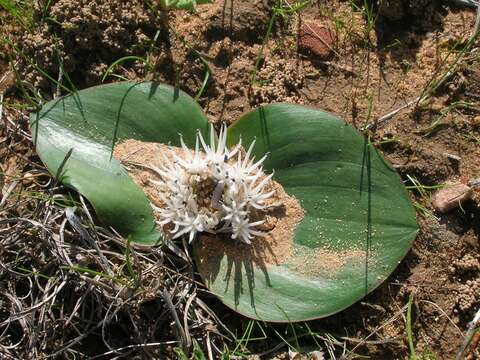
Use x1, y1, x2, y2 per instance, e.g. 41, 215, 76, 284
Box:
192, 340, 208, 360
193, 104, 418, 321
159, 0, 212, 11
30, 81, 210, 245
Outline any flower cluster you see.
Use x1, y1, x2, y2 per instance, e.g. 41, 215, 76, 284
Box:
150, 124, 275, 244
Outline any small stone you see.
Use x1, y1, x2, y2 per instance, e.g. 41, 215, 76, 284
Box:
298, 22, 335, 59
431, 183, 473, 213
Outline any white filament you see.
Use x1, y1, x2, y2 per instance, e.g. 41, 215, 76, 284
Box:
151, 124, 274, 244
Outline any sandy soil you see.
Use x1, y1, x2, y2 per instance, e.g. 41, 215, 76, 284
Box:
1, 0, 480, 358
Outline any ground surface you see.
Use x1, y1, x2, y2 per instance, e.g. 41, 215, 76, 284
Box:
1, 0, 480, 359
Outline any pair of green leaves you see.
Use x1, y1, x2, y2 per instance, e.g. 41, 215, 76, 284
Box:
31, 82, 418, 322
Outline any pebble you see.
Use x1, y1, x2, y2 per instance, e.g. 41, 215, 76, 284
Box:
298, 22, 335, 59
431, 183, 473, 213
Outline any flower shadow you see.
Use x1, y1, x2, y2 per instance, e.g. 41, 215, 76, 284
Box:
194, 226, 284, 314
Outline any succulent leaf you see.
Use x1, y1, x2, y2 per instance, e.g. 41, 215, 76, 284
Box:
30, 81, 210, 245
193, 104, 418, 321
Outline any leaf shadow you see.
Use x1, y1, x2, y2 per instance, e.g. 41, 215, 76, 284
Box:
110, 82, 145, 159
195, 215, 291, 315
359, 136, 373, 295
258, 106, 273, 156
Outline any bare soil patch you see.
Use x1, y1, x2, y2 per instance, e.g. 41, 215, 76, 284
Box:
288, 246, 366, 277
113, 139, 305, 267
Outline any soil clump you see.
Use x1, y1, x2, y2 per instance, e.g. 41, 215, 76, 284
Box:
2, 0, 480, 357
17, 0, 161, 89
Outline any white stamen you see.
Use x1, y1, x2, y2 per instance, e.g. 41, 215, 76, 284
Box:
151, 125, 275, 244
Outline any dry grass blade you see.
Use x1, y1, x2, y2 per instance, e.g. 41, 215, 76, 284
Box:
65, 206, 114, 276
451, 0, 480, 7
343, 304, 408, 359
0, 92, 4, 121
89, 340, 179, 359
162, 288, 190, 351
364, 96, 421, 130
1, 280, 67, 325
456, 307, 480, 360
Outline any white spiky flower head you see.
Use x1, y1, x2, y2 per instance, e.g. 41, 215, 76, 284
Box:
151, 123, 275, 244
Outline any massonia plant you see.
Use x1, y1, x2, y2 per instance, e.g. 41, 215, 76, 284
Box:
31, 82, 418, 322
